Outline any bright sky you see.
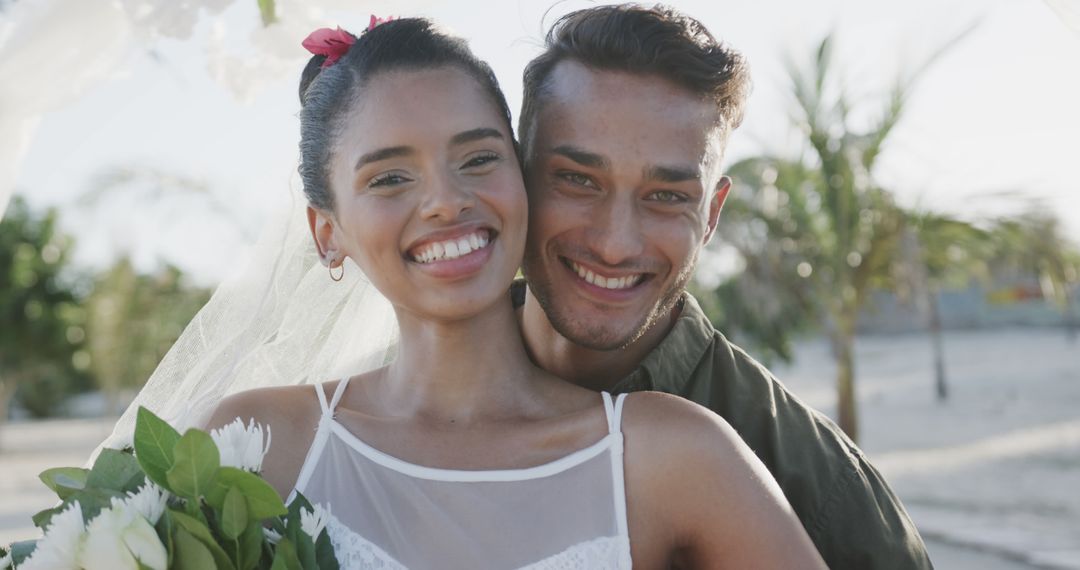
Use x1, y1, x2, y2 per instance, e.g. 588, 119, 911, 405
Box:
8, 0, 1080, 285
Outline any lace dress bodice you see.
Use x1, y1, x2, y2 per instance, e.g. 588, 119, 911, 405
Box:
287, 378, 633, 570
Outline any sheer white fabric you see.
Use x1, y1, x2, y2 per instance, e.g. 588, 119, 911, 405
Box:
90, 190, 398, 459
288, 379, 632, 570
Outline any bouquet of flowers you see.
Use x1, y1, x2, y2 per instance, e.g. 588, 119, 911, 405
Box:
0, 408, 338, 570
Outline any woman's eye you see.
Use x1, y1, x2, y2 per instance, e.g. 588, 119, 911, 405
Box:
648, 190, 687, 203
369, 172, 411, 188
462, 153, 500, 169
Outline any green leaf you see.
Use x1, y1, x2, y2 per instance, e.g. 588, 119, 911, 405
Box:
171, 510, 237, 570
166, 429, 220, 501
221, 485, 248, 540
207, 467, 286, 520
315, 526, 339, 570
270, 537, 302, 570
295, 529, 317, 570
38, 467, 89, 499
31, 505, 64, 529
134, 406, 182, 491
237, 520, 264, 570
156, 509, 176, 568
87, 448, 144, 493
9, 539, 38, 566
174, 526, 217, 570
65, 487, 126, 523
257, 0, 276, 26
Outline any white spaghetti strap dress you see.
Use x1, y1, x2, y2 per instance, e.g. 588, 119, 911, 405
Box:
287, 376, 633, 569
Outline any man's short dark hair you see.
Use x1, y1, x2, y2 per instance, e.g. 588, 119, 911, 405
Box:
519, 4, 751, 161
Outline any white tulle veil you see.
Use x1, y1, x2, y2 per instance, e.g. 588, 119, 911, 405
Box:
93, 188, 399, 455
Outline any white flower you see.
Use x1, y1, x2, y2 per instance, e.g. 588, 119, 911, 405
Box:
110, 482, 169, 525
80, 506, 167, 570
1, 550, 13, 570
299, 504, 331, 541
211, 417, 272, 472
262, 527, 283, 545
20, 502, 85, 570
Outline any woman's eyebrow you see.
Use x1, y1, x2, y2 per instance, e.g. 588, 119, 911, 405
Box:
354, 129, 503, 171
450, 127, 504, 146
355, 146, 414, 171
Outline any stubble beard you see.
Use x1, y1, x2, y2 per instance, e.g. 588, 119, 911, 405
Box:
523, 248, 698, 352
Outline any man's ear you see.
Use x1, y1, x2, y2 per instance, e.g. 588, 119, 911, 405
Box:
703, 175, 732, 245
307, 205, 339, 265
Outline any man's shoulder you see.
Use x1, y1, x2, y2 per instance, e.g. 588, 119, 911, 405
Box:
694, 330, 859, 464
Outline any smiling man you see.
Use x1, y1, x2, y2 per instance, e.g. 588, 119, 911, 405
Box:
515, 5, 932, 569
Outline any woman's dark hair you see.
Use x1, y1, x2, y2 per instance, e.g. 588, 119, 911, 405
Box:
298, 18, 514, 211
519, 4, 751, 162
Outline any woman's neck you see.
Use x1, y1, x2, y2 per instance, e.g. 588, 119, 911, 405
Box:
377, 298, 542, 424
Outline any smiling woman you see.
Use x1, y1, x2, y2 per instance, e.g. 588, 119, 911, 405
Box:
307, 66, 527, 320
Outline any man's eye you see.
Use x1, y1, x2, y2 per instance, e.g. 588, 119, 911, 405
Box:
369, 173, 411, 188
462, 153, 500, 169
648, 190, 687, 203
557, 172, 596, 188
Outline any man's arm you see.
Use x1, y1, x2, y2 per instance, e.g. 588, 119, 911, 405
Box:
705, 340, 934, 570
803, 440, 933, 569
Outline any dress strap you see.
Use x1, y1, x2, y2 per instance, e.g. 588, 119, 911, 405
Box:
314, 383, 331, 416
611, 393, 629, 433
601, 392, 629, 434
327, 376, 352, 413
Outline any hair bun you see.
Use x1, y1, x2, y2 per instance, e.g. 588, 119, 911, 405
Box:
299, 54, 329, 105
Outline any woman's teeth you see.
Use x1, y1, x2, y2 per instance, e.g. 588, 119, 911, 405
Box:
570, 261, 643, 290
411, 231, 490, 264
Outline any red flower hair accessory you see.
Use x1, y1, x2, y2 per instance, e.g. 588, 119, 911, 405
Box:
368, 15, 396, 31
302, 27, 357, 68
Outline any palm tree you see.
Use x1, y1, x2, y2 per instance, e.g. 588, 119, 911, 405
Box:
714, 32, 972, 441
985, 208, 1080, 340
900, 212, 990, 400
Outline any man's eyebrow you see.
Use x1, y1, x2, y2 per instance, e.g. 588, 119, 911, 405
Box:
355, 146, 414, 171
645, 164, 701, 183
551, 145, 609, 170
450, 127, 504, 146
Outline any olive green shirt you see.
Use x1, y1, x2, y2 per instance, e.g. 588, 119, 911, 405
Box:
516, 284, 932, 569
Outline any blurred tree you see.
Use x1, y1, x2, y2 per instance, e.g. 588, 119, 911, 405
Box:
899, 212, 991, 400
985, 209, 1080, 340
710, 32, 971, 442
84, 258, 211, 415
0, 197, 88, 437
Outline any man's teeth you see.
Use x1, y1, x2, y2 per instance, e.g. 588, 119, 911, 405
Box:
570, 261, 642, 290
412, 232, 490, 263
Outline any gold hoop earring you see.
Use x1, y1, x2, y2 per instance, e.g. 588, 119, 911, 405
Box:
328, 259, 344, 282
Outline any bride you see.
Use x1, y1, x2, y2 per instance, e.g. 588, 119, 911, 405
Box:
201, 17, 826, 569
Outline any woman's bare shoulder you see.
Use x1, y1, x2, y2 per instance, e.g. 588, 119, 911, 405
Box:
619, 391, 746, 459
204, 383, 327, 433
620, 391, 826, 568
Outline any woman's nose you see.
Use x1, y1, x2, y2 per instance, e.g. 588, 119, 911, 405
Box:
419, 171, 475, 221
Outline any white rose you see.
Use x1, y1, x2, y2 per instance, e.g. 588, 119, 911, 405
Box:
210, 417, 272, 472
80, 506, 166, 570
20, 502, 85, 570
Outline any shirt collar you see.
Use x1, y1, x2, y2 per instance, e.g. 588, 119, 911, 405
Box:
612, 292, 715, 394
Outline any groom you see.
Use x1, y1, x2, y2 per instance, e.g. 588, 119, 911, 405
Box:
513, 5, 932, 569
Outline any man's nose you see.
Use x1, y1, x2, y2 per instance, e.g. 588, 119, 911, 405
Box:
419, 171, 474, 221
590, 194, 645, 265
